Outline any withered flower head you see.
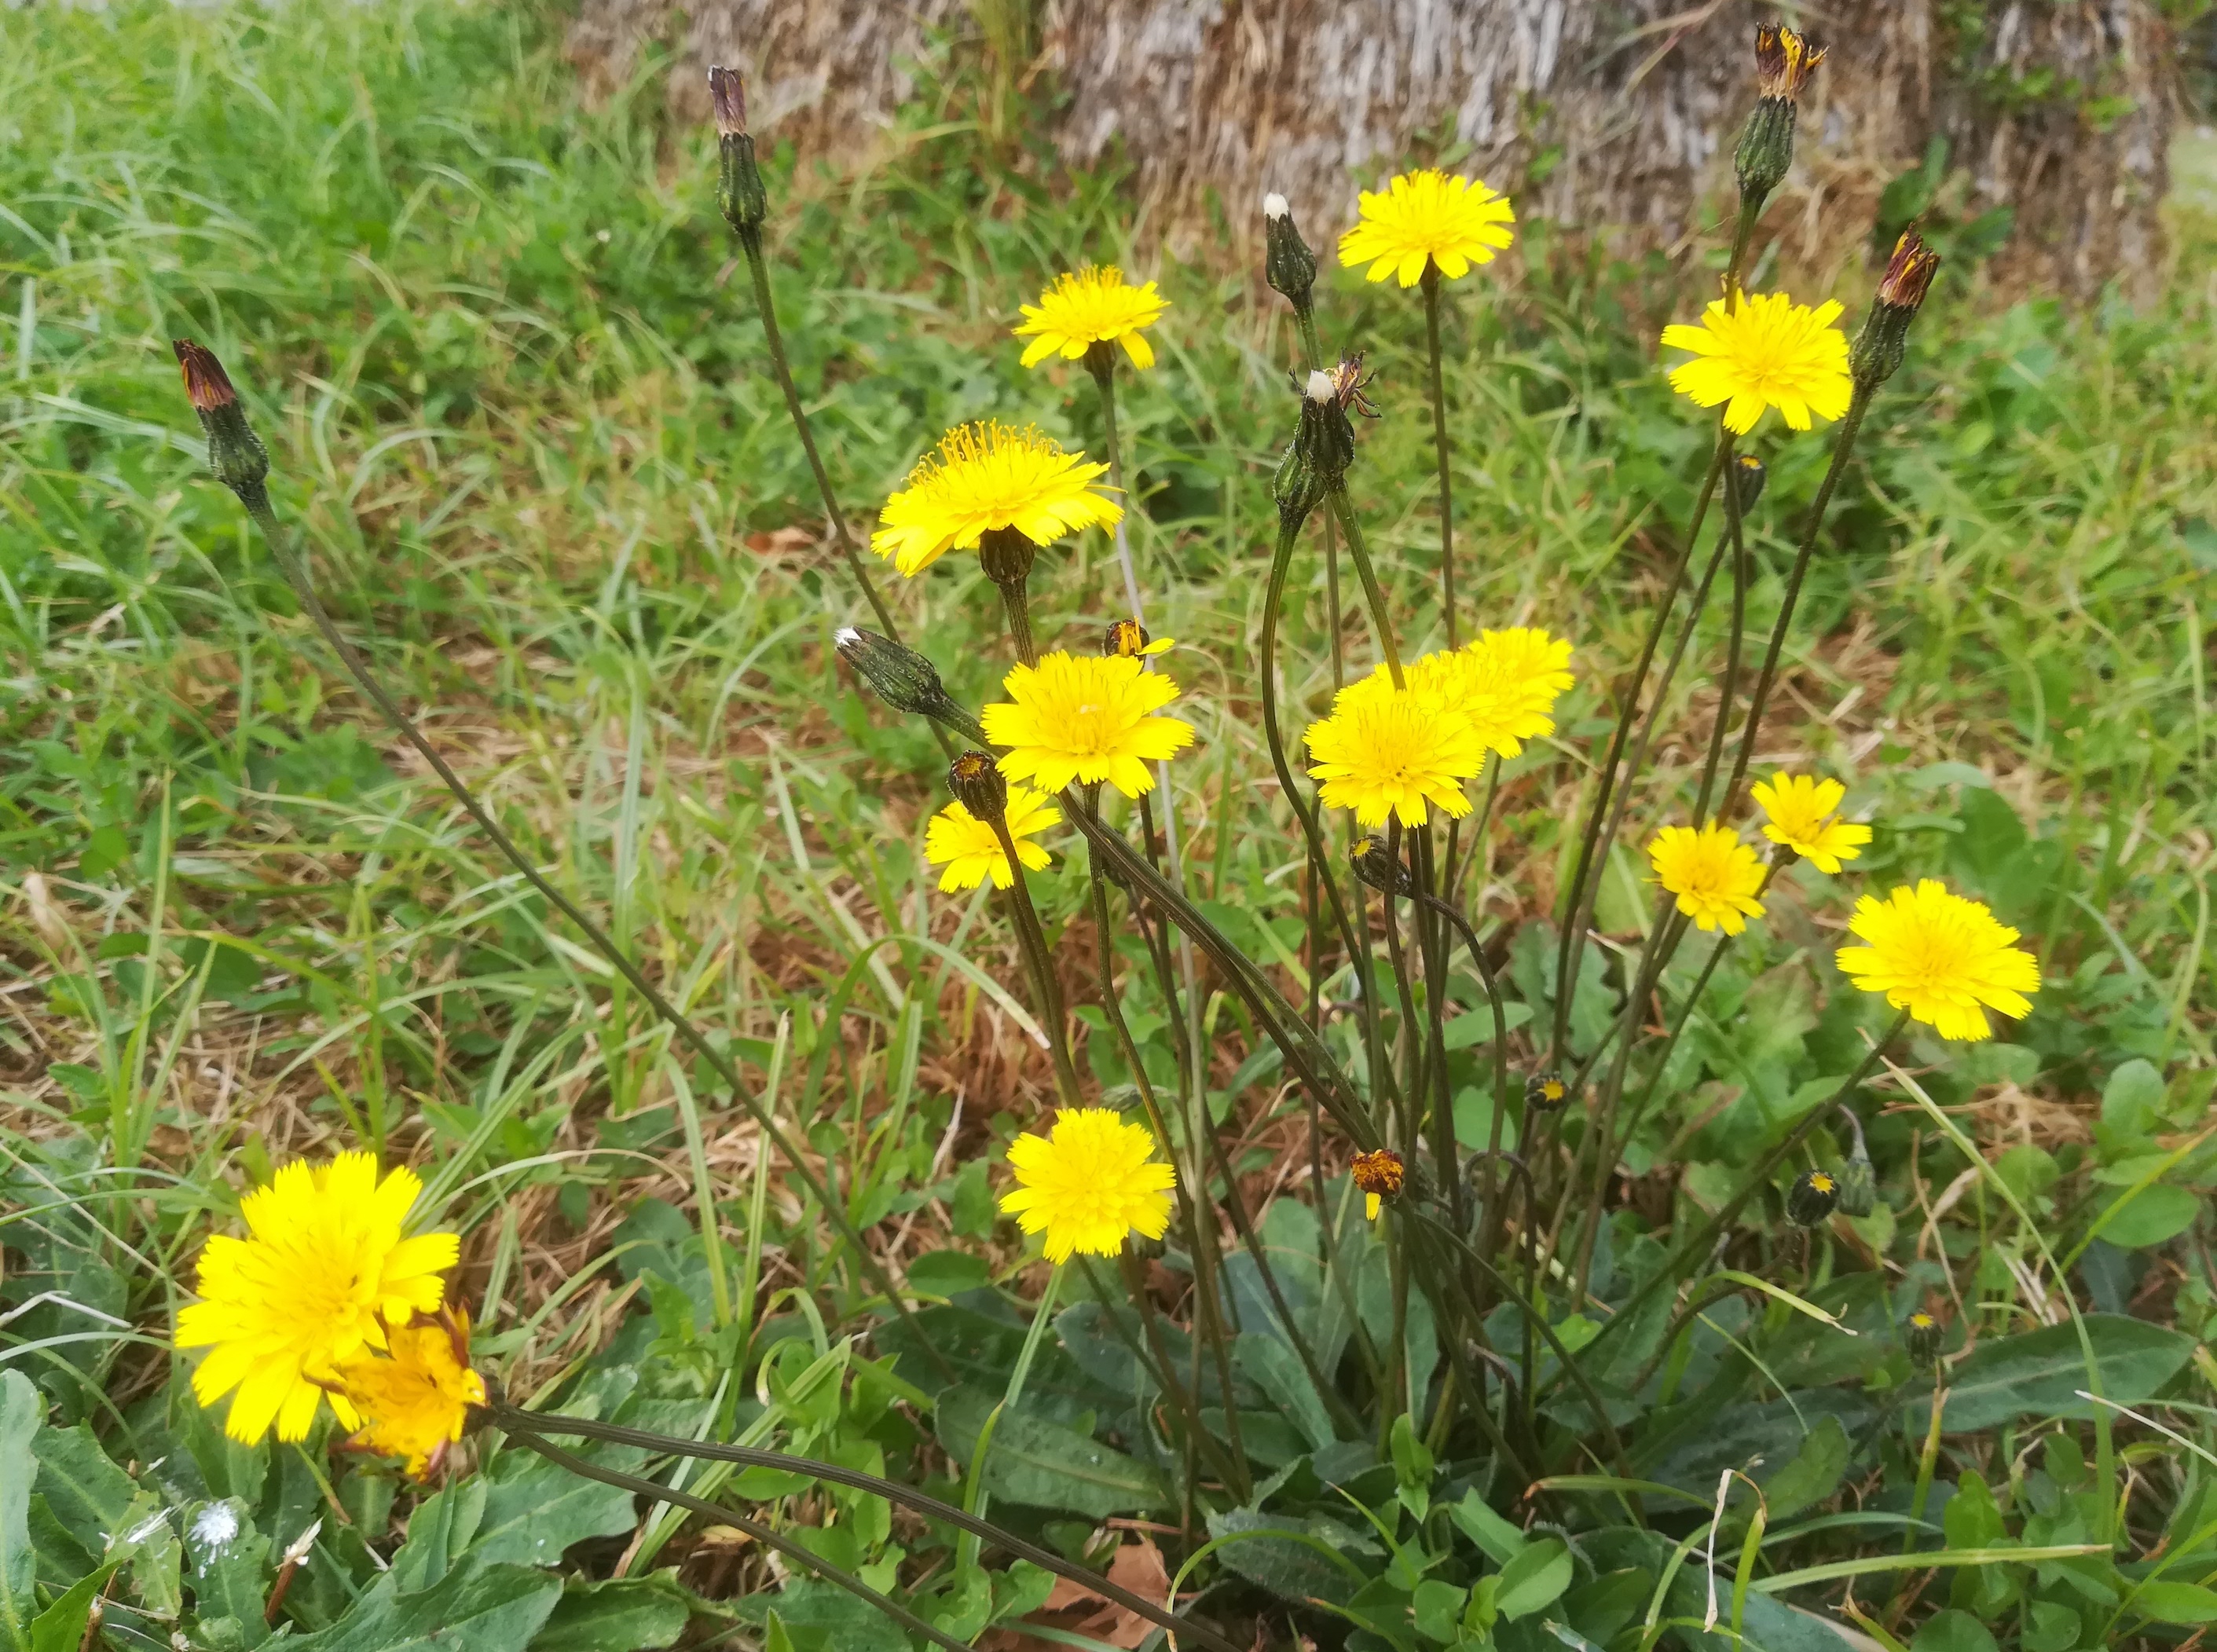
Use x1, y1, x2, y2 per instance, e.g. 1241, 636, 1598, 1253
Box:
1753, 23, 1826, 102
1350, 1148, 1405, 1219
1876, 229, 1942, 312
1731, 452, 1768, 512
173, 339, 237, 411
1321, 353, 1380, 419
1348, 834, 1415, 897
707, 65, 748, 137
1904, 1310, 1944, 1369
1524, 1071, 1570, 1112
1105, 618, 1150, 658
947, 749, 1010, 822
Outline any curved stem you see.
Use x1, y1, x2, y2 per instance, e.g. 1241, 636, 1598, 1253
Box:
236, 495, 947, 1379
987, 815, 1082, 1107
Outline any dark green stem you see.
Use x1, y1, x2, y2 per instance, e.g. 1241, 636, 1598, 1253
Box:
1325, 485, 1405, 688
1421, 265, 1458, 647
988, 815, 1082, 1107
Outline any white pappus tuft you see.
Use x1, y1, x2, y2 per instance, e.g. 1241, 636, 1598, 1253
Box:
1262, 192, 1289, 220
834, 627, 861, 647
191, 1503, 241, 1553
1305, 368, 1336, 403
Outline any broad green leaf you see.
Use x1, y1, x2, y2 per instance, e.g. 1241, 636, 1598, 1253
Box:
26, 1426, 134, 1557
27, 1563, 118, 1652
1911, 1608, 1999, 1652
2, 1371, 42, 1652
1760, 1416, 1850, 1525
2101, 1060, 2164, 1136
2136, 1581, 2217, 1625
1450, 1490, 1528, 1566
903, 1250, 990, 1298
934, 1388, 1168, 1518
289, 1559, 562, 1652
530, 1574, 693, 1650
1442, 1000, 1534, 1050
185, 1500, 271, 1648
470, 1452, 639, 1567
1200, 1510, 1362, 1608
874, 1305, 1113, 1416
1234, 1334, 1336, 1452
1934, 1314, 2195, 1431
2091, 1183, 2198, 1250
1494, 1537, 1571, 1621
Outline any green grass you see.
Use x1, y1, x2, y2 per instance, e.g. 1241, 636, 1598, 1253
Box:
3, 2, 2216, 1649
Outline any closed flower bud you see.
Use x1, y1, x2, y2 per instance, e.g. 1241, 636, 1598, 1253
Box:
1786, 1167, 1839, 1228
1732, 24, 1825, 206
1904, 1310, 1943, 1370
172, 339, 270, 504
1350, 1147, 1405, 1220
947, 750, 1009, 822
1832, 1145, 1877, 1218
709, 66, 768, 239
976, 525, 1038, 589
1524, 1071, 1571, 1112
836, 627, 962, 723
1263, 192, 1317, 311
1731, 452, 1767, 512
1850, 231, 1941, 389
1348, 834, 1414, 897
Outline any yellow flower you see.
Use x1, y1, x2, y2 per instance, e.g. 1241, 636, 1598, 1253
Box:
1449, 628, 1576, 758
1660, 291, 1852, 434
1835, 880, 2040, 1042
1647, 823, 1768, 936
1305, 679, 1486, 829
175, 1153, 459, 1444
999, 1108, 1177, 1263
1750, 772, 1871, 874
871, 422, 1121, 578
332, 1312, 486, 1479
1338, 170, 1516, 288
924, 786, 1062, 892
981, 651, 1195, 798
1014, 266, 1170, 370
1350, 1148, 1405, 1222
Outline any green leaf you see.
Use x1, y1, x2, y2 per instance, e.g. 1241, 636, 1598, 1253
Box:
27, 1564, 119, 1652
1442, 1000, 1534, 1050
1933, 1314, 2195, 1431
903, 1251, 990, 1298
1759, 1415, 1850, 1525
2091, 1183, 2198, 1250
2, 1371, 42, 1652
290, 1559, 562, 1652
469, 1452, 639, 1568
874, 1305, 1112, 1415
26, 1426, 134, 1562
934, 1388, 1168, 1517
531, 1575, 693, 1650
1494, 1537, 1571, 1621
2102, 1060, 2165, 1136
1911, 1608, 1999, 1652
2136, 1581, 2217, 1625
1201, 1510, 1362, 1608
1234, 1334, 1336, 1452
185, 1500, 271, 1648
1449, 1490, 1528, 1567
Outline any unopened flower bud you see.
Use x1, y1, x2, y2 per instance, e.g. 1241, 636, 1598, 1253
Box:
709, 66, 768, 239
1263, 192, 1317, 311
1850, 231, 1941, 389
172, 339, 270, 504
1524, 1071, 1570, 1112
1832, 1104, 1877, 1218
977, 526, 1037, 590
1350, 1148, 1405, 1220
947, 750, 1009, 822
1348, 834, 1414, 897
1904, 1310, 1943, 1370
1786, 1167, 1839, 1228
1731, 453, 1767, 512
1733, 24, 1825, 206
837, 627, 960, 720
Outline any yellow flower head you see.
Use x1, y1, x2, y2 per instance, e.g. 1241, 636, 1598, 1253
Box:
1449, 628, 1576, 758
1014, 266, 1171, 371
1339, 170, 1516, 288
924, 786, 1062, 892
1647, 822, 1768, 936
1835, 880, 2040, 1042
175, 1153, 459, 1444
981, 651, 1196, 799
999, 1108, 1177, 1263
1750, 772, 1871, 874
1660, 292, 1852, 434
1305, 680, 1486, 829
333, 1311, 486, 1480
871, 422, 1121, 578
1350, 1148, 1405, 1222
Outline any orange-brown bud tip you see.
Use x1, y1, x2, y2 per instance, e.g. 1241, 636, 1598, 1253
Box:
1753, 22, 1825, 101
172, 339, 236, 412
1350, 1148, 1405, 1200
707, 65, 748, 137
1877, 230, 1941, 310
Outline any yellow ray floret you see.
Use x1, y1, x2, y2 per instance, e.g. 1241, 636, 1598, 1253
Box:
1339, 170, 1517, 288
1013, 266, 1171, 371
924, 785, 1062, 892
332, 1313, 486, 1479
999, 1108, 1177, 1263
871, 422, 1121, 578
1647, 822, 1768, 936
1660, 291, 1852, 434
1750, 772, 1872, 874
981, 651, 1196, 799
175, 1153, 458, 1444
1835, 879, 2040, 1042
1305, 678, 1486, 828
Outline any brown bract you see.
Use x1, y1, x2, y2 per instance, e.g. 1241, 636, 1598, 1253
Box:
1877, 230, 1942, 312
172, 339, 237, 410
706, 64, 746, 136
1752, 22, 1825, 102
